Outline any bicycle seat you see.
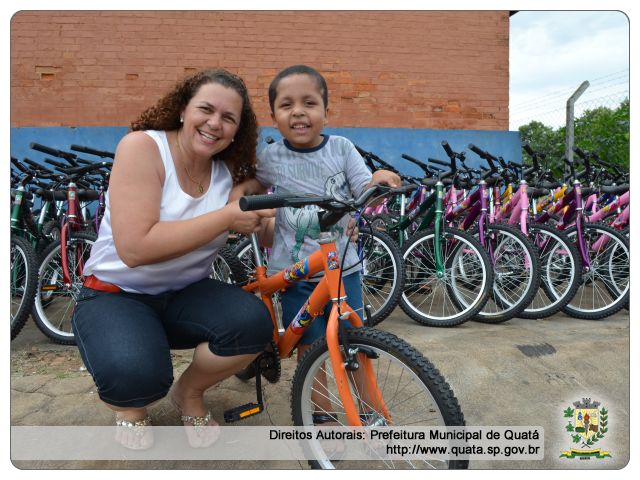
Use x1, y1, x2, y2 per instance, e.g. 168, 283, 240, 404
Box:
77, 189, 100, 201
35, 189, 67, 201
527, 187, 548, 198
421, 178, 454, 188
600, 184, 629, 195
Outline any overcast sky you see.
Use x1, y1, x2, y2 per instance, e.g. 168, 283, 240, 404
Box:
509, 10, 630, 130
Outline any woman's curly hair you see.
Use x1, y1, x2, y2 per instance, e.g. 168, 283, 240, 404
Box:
131, 69, 258, 184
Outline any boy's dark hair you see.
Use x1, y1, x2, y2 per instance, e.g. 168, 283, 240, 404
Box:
268, 65, 328, 112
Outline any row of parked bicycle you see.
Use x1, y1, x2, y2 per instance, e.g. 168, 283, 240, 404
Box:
10, 138, 630, 345
214, 141, 629, 330
10, 143, 112, 343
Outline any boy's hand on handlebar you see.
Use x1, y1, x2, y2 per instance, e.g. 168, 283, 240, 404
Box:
370, 169, 402, 188
226, 200, 275, 235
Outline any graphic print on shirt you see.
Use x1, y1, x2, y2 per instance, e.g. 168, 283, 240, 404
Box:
284, 171, 349, 262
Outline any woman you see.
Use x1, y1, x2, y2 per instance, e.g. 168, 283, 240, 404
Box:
72, 69, 274, 449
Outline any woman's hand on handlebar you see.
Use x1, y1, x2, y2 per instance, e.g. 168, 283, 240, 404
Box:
225, 200, 275, 235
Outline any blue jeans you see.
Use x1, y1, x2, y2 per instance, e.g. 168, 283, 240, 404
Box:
280, 272, 363, 346
71, 278, 273, 408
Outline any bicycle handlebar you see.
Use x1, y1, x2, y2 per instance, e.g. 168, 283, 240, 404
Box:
523, 144, 535, 157
69, 144, 115, 159
428, 157, 450, 167
441, 140, 454, 158
30, 142, 79, 166
240, 184, 413, 213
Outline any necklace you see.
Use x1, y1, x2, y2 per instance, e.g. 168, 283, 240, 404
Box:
176, 131, 205, 194
184, 164, 205, 194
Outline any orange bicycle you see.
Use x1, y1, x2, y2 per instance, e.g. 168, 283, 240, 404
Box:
223, 186, 467, 469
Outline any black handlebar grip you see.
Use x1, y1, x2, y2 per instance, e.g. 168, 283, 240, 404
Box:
65, 163, 112, 175
572, 146, 587, 159
523, 144, 535, 156
239, 194, 290, 211
428, 157, 450, 167
44, 158, 67, 169
401, 153, 422, 164
441, 140, 454, 157
22, 157, 46, 171
69, 144, 115, 159
522, 166, 536, 178
468, 143, 484, 156
11, 157, 29, 173
30, 142, 61, 156
354, 145, 369, 157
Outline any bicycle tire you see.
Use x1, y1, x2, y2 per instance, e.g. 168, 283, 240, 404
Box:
472, 224, 541, 324
232, 237, 284, 327
519, 224, 581, 319
209, 246, 262, 381
400, 227, 493, 327
290, 327, 467, 470
563, 223, 629, 319
31, 231, 96, 345
357, 229, 404, 325
210, 245, 249, 286
10, 235, 39, 340
33, 219, 61, 257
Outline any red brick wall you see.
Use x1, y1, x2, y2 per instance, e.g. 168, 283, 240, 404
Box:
10, 11, 509, 130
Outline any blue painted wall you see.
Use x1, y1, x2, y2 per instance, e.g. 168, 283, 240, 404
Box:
11, 126, 522, 178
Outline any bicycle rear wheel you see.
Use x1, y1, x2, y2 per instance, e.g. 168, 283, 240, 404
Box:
11, 235, 39, 340
210, 245, 249, 286
291, 327, 467, 469
520, 224, 581, 319
473, 224, 540, 324
32, 231, 96, 345
357, 229, 404, 325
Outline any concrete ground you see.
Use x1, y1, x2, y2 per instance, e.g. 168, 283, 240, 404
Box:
10, 307, 629, 470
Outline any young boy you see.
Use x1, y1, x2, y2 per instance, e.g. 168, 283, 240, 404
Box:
236, 64, 399, 423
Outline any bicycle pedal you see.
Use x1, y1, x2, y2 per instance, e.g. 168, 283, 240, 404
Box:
223, 402, 263, 423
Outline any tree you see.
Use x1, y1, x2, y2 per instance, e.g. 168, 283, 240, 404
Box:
518, 98, 629, 175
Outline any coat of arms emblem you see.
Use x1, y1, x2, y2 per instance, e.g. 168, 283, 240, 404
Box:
560, 398, 611, 459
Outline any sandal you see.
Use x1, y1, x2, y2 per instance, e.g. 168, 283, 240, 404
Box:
115, 414, 154, 450
168, 386, 220, 448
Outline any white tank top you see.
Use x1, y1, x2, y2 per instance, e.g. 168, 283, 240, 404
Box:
84, 130, 232, 294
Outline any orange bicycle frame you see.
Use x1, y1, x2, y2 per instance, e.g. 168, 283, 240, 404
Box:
242, 233, 389, 426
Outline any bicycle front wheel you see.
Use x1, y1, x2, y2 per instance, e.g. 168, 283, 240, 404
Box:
32, 231, 96, 345
563, 224, 629, 319
11, 235, 39, 340
291, 327, 467, 469
401, 227, 493, 327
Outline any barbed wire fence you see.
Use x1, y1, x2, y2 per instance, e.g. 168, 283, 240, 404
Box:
510, 68, 629, 130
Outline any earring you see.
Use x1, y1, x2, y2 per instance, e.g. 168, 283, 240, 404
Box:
180, 116, 184, 123
231, 138, 235, 142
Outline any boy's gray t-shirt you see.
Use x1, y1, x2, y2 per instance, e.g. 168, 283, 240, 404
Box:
256, 135, 372, 279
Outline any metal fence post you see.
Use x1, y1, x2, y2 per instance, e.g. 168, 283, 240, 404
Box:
565, 81, 590, 172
